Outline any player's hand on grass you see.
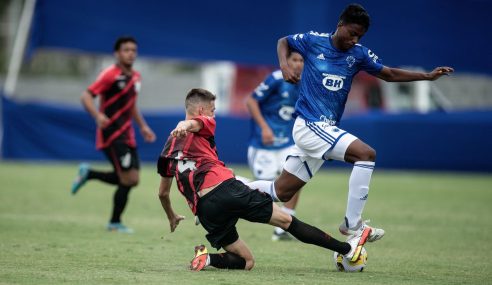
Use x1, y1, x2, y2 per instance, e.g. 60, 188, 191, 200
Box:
428, 66, 454, 81
261, 126, 275, 145
280, 64, 301, 83
141, 125, 156, 143
169, 214, 185, 232
96, 113, 110, 129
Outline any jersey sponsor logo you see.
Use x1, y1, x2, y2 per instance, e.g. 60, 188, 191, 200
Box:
322, 73, 345, 91
367, 49, 379, 63
346, 56, 356, 68
320, 115, 337, 126
178, 159, 197, 173
278, 105, 295, 121
309, 31, 330, 37
317, 53, 326, 60
176, 151, 197, 173
254, 82, 269, 97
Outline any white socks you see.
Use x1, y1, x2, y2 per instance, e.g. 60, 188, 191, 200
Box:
245, 180, 280, 202
345, 161, 375, 228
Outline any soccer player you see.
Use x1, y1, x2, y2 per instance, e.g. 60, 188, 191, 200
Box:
71, 36, 156, 233
157, 88, 371, 271
245, 51, 304, 241
247, 4, 453, 241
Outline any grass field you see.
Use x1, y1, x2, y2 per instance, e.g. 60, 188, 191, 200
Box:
1, 162, 491, 285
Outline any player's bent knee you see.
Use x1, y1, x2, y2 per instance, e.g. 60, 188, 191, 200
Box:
120, 176, 139, 187
365, 147, 376, 161
245, 258, 255, 270
119, 170, 139, 187
277, 191, 294, 202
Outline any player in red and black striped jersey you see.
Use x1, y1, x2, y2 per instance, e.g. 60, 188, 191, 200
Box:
71, 36, 156, 233
157, 88, 371, 271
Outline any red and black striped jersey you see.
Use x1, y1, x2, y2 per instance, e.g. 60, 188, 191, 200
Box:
157, 116, 234, 214
87, 64, 141, 149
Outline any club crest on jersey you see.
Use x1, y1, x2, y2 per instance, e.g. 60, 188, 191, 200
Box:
346, 56, 355, 68
117, 81, 126, 89
322, 73, 345, 91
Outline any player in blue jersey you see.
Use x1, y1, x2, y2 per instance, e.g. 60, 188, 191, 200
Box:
247, 3, 453, 243
245, 51, 304, 241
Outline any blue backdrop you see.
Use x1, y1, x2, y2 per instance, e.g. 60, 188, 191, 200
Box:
29, 0, 492, 74
3, 96, 492, 172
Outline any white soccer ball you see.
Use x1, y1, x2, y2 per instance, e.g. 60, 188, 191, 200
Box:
333, 247, 368, 272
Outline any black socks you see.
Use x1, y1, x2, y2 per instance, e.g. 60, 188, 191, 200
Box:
209, 252, 246, 269
87, 170, 119, 185
110, 185, 132, 223
286, 216, 351, 255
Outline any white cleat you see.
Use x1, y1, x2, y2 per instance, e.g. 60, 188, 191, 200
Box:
344, 226, 371, 262
339, 219, 385, 242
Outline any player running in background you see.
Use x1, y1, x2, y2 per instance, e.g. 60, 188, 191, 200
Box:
245, 51, 304, 241
71, 36, 156, 233
247, 3, 453, 241
157, 88, 371, 271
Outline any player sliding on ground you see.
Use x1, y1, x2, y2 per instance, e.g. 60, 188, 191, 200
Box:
157, 88, 371, 271
247, 3, 453, 241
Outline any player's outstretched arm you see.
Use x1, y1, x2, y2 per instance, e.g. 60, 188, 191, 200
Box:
376, 66, 454, 82
170, 119, 203, 138
277, 37, 300, 83
158, 177, 185, 232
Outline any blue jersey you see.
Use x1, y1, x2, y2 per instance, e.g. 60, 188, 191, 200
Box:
249, 70, 299, 150
287, 31, 384, 124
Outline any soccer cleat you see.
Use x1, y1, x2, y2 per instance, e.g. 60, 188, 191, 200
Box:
344, 226, 371, 262
71, 163, 90, 195
272, 229, 293, 241
339, 219, 385, 242
107, 223, 134, 234
190, 245, 209, 272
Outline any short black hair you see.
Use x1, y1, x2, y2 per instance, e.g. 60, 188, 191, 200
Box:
113, 36, 137, 51
185, 88, 216, 110
339, 4, 370, 31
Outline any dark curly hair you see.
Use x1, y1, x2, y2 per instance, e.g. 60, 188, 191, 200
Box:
339, 4, 370, 31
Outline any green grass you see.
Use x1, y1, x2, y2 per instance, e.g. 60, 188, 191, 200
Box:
1, 161, 491, 285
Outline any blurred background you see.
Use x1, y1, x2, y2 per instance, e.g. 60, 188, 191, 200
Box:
1, 0, 491, 172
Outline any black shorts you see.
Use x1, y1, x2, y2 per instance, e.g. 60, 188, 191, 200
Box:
196, 178, 273, 250
103, 142, 140, 172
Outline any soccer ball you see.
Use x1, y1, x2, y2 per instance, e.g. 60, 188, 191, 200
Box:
333, 247, 368, 272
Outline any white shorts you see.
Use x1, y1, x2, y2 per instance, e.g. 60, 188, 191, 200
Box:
284, 117, 358, 182
247, 145, 293, 180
